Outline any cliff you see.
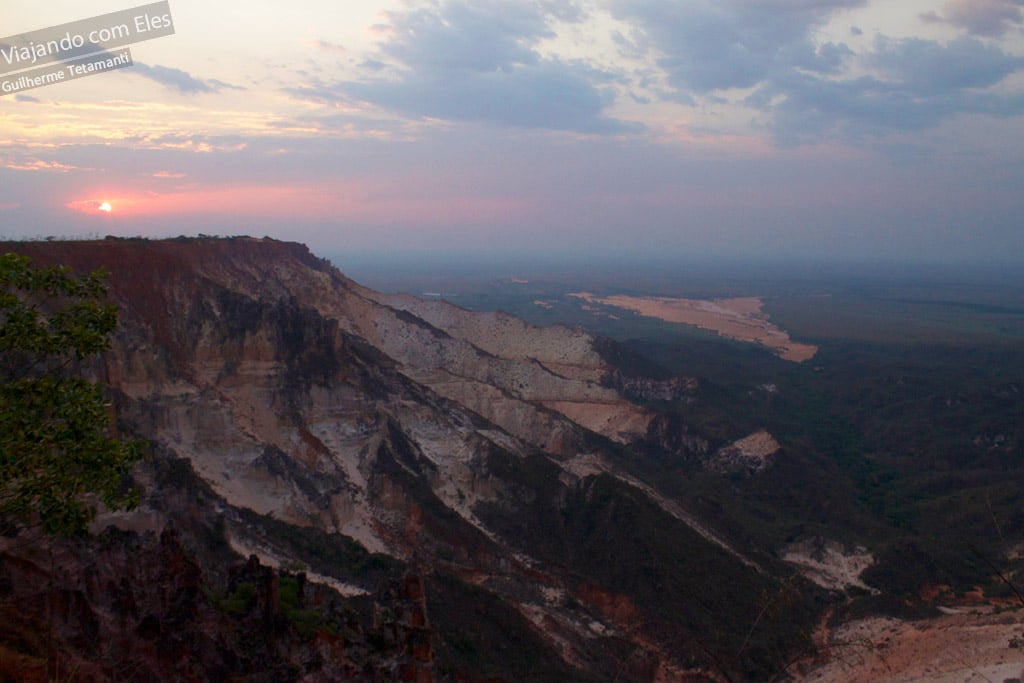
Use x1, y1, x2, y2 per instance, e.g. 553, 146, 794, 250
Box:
0, 237, 819, 682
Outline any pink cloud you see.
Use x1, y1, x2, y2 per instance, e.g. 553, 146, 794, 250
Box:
1, 158, 85, 173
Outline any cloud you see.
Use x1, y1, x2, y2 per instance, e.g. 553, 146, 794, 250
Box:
131, 63, 241, 94
870, 36, 1024, 93
290, 0, 633, 134
922, 0, 1024, 37
610, 0, 864, 95
311, 39, 347, 56
14, 94, 40, 103
339, 61, 631, 133
378, 1, 554, 72
754, 36, 1024, 144
613, 1, 1024, 145
0, 157, 85, 172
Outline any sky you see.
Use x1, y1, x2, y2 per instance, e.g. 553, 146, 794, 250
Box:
1, 0, 1023, 265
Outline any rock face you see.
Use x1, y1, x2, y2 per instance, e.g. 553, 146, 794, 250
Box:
781, 537, 875, 592
0, 526, 416, 682
1, 237, 820, 682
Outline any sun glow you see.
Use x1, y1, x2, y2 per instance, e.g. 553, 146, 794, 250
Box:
98, 202, 112, 213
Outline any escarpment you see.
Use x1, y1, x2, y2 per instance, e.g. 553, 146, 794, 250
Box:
2, 237, 822, 682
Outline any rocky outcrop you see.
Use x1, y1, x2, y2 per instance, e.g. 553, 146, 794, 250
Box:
373, 573, 433, 683
706, 429, 780, 474
359, 287, 655, 449
603, 369, 697, 403
643, 413, 710, 459
0, 526, 414, 682
781, 537, 875, 592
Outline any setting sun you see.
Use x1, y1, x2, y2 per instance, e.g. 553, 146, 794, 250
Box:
98, 202, 112, 213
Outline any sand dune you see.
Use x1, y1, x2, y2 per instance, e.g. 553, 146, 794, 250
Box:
569, 292, 817, 362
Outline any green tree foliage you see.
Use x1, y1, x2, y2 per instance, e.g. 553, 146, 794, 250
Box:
0, 252, 142, 534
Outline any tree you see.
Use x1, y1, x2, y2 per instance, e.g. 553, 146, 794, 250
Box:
0, 252, 142, 534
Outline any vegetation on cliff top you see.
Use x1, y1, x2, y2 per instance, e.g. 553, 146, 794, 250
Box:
0, 252, 142, 534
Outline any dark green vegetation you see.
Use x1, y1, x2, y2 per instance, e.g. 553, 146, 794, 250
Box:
354, 258, 1024, 610
0, 253, 142, 534
428, 573, 600, 683
624, 338, 1024, 605
477, 452, 825, 680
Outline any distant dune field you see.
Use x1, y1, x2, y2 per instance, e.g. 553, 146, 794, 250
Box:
569, 292, 818, 362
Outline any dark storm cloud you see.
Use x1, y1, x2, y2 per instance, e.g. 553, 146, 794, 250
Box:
288, 0, 634, 134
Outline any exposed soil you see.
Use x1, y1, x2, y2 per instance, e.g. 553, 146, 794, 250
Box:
782, 538, 875, 592
569, 293, 818, 362
709, 429, 781, 473
795, 606, 1024, 683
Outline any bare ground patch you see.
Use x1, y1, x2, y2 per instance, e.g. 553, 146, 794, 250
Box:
795, 607, 1024, 683
569, 293, 817, 362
